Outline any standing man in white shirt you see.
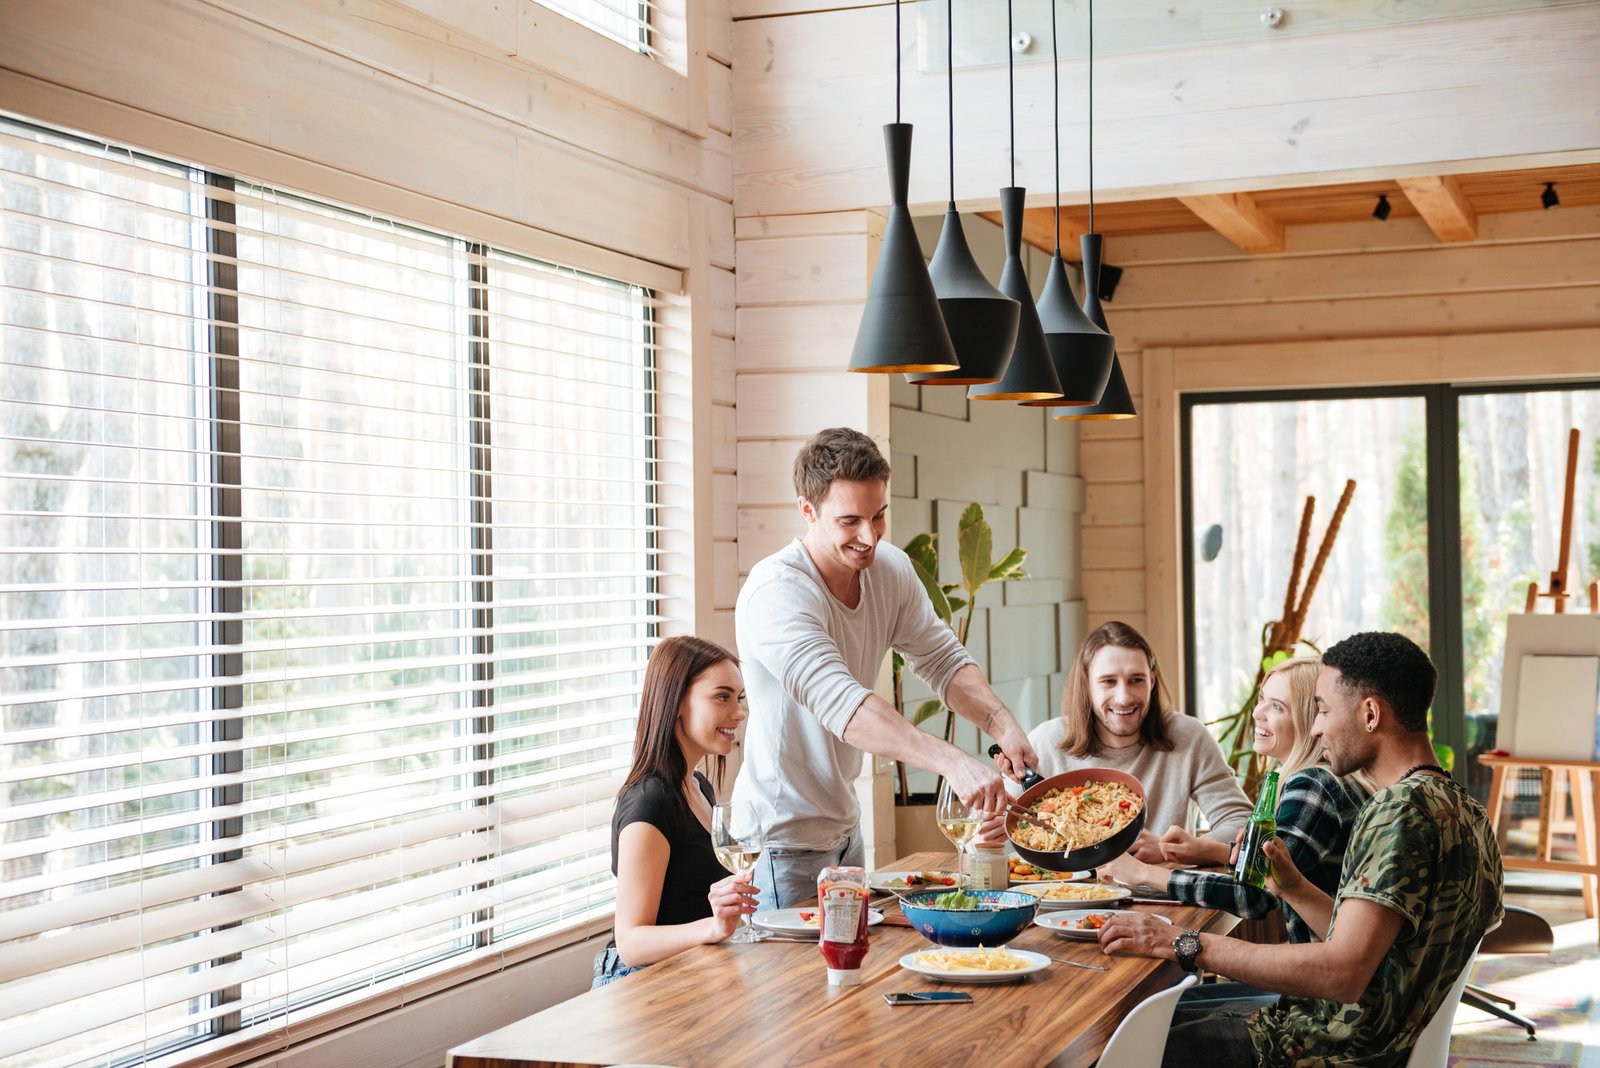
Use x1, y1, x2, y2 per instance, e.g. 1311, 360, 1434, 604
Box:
732, 427, 1038, 908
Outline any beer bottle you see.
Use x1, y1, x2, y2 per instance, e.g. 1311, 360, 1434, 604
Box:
1233, 770, 1280, 889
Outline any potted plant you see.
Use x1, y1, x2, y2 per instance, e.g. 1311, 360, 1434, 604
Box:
893, 502, 1029, 805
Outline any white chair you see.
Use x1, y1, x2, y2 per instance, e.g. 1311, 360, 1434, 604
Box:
1095, 973, 1200, 1068
1401, 938, 1484, 1068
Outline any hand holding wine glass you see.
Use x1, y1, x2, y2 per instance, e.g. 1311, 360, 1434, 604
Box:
711, 801, 768, 943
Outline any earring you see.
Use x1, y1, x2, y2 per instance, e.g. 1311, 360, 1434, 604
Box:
1364, 723, 1375, 733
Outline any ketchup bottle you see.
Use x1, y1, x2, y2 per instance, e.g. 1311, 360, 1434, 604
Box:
817, 865, 870, 986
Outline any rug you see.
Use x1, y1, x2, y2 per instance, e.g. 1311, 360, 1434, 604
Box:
1447, 946, 1598, 1067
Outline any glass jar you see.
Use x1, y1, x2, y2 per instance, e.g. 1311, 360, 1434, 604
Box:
963, 843, 1008, 890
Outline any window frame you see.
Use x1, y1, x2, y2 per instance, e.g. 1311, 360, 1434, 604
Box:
1180, 378, 1600, 778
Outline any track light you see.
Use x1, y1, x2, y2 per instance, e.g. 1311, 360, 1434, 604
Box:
1372, 194, 1391, 222
1097, 263, 1123, 302
1542, 182, 1559, 210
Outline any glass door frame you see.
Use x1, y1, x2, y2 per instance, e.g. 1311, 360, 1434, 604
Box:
1179, 379, 1599, 777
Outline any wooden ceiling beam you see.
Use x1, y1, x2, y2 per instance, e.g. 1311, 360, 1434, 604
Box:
1396, 175, 1479, 242
1177, 192, 1286, 253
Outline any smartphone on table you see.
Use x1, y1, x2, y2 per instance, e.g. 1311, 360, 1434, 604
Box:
883, 991, 973, 1006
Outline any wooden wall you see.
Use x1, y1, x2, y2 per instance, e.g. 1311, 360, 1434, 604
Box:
1087, 207, 1600, 696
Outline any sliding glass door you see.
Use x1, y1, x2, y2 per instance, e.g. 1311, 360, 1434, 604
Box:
1183, 382, 1599, 804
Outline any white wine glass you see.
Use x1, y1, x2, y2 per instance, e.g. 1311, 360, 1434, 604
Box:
936, 779, 980, 875
711, 801, 768, 943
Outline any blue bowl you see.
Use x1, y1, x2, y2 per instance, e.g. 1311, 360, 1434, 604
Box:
898, 888, 1039, 947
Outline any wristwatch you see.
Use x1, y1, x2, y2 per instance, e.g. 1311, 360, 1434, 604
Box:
1172, 928, 1202, 973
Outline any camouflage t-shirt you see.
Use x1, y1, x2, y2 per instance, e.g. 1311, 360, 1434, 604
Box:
1247, 774, 1503, 1067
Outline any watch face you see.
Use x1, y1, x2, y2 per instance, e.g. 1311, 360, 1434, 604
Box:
1173, 930, 1201, 968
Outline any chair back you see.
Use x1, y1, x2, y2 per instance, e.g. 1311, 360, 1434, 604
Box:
1402, 938, 1483, 1068
1096, 974, 1199, 1068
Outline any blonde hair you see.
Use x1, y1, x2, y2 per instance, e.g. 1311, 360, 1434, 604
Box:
1263, 654, 1374, 794
1262, 656, 1324, 777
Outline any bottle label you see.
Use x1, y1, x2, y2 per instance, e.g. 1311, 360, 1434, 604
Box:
820, 886, 864, 943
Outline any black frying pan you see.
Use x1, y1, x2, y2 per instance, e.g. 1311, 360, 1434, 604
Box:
987, 744, 1147, 872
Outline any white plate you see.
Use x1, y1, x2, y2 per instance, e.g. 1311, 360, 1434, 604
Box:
1035, 910, 1171, 940
1013, 882, 1133, 909
1008, 867, 1092, 885
752, 907, 885, 936
867, 870, 963, 893
897, 947, 1051, 984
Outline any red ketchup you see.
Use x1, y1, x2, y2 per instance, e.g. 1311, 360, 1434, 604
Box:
816, 865, 870, 986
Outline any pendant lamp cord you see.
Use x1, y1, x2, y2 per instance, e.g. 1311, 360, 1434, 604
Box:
895, 0, 902, 124
947, 0, 955, 209
1051, 0, 1060, 254
1087, 0, 1095, 233
1007, 0, 1015, 188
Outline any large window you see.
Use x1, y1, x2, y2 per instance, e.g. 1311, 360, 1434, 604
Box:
1184, 383, 1600, 802
1, 118, 658, 1066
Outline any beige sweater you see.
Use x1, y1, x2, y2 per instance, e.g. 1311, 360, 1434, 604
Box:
1022, 711, 1252, 842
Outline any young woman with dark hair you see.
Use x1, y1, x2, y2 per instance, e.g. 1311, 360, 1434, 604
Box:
592, 636, 759, 988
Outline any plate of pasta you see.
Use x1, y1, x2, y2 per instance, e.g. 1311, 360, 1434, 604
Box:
1005, 768, 1147, 871
1013, 881, 1132, 909
1035, 910, 1171, 941
752, 908, 885, 936
898, 945, 1051, 983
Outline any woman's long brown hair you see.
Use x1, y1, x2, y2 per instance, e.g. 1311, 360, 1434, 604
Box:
1057, 621, 1174, 758
621, 635, 739, 800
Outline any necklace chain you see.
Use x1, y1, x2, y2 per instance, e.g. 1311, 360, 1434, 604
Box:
1400, 762, 1448, 781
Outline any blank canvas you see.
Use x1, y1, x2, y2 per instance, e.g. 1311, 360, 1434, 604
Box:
1510, 654, 1600, 761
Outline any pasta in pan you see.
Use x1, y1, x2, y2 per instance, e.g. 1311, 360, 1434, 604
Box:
1013, 781, 1143, 853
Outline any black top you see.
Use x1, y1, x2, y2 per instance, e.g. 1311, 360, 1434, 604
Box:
610, 772, 725, 929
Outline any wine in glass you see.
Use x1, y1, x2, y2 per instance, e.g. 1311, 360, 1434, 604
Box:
936, 779, 980, 881
711, 800, 768, 943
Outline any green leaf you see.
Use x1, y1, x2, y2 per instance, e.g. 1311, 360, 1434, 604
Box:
909, 699, 945, 727
988, 546, 1029, 582
904, 532, 939, 578
909, 556, 952, 623
892, 651, 905, 674
958, 503, 993, 595
1433, 742, 1455, 772
945, 596, 968, 616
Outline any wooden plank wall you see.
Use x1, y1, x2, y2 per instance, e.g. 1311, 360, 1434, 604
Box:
1086, 207, 1600, 694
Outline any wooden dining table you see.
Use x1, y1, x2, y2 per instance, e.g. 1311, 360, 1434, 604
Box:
447, 851, 1236, 1068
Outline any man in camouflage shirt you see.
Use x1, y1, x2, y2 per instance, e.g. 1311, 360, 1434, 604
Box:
1097, 631, 1503, 1068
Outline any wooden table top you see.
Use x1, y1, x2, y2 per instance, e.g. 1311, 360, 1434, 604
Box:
448, 852, 1235, 1068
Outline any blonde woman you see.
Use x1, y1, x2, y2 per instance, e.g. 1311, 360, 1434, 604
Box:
1098, 656, 1371, 944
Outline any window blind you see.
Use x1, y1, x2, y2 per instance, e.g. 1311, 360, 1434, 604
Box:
0, 117, 660, 1067
533, 0, 658, 57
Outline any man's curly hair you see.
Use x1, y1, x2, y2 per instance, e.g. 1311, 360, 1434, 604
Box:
792, 427, 890, 507
1321, 631, 1436, 733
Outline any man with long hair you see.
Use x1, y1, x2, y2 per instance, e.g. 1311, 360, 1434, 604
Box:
1020, 620, 1250, 862
732, 427, 1036, 908
1098, 631, 1503, 1068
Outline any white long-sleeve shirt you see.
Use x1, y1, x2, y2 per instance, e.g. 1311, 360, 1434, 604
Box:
732, 539, 974, 850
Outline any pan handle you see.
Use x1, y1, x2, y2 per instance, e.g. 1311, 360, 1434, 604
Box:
987, 743, 1044, 789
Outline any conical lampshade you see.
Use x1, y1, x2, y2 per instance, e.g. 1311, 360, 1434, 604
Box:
1021, 250, 1115, 406
850, 124, 958, 374
1053, 355, 1135, 419
1053, 234, 1135, 419
969, 187, 1061, 402
908, 208, 1019, 385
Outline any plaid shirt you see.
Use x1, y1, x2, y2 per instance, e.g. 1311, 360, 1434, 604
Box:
1166, 766, 1368, 944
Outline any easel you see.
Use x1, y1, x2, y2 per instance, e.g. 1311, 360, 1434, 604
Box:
1523, 428, 1600, 615
1487, 427, 1600, 945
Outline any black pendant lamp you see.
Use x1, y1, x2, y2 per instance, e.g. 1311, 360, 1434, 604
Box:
849, 0, 959, 375
1053, 237, 1136, 420
1053, 0, 1135, 421
969, 0, 1061, 403
1023, 0, 1114, 408
908, 0, 1019, 386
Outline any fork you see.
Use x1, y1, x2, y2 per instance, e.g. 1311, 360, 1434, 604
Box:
1049, 956, 1108, 972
